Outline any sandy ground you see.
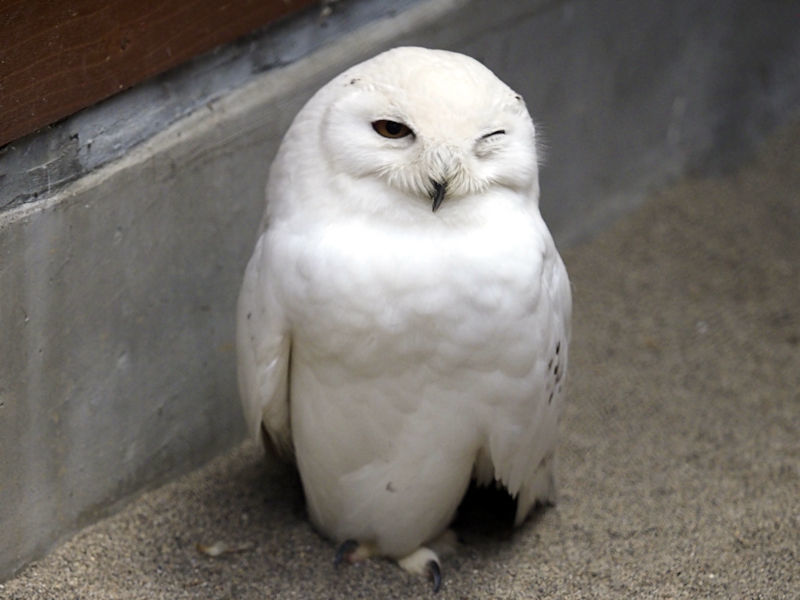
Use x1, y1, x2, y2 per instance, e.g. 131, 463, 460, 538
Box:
3, 120, 799, 599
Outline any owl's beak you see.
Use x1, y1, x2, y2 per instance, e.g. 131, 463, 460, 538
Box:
431, 180, 447, 212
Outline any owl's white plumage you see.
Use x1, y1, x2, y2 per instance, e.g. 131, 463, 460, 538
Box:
237, 47, 571, 585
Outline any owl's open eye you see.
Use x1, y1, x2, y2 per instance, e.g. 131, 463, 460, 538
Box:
372, 120, 413, 139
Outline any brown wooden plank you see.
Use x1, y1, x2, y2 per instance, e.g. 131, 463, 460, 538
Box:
0, 0, 317, 147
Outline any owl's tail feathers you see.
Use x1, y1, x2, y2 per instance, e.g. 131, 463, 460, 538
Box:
470, 445, 557, 526
514, 451, 557, 526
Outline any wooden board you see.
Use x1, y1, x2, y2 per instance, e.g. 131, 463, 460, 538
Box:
0, 0, 317, 147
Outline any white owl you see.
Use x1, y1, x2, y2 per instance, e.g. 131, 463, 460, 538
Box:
237, 47, 571, 592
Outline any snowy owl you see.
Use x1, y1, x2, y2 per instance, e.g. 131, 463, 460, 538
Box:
237, 46, 571, 592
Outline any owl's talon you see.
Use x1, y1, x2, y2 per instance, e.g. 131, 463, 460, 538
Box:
333, 539, 359, 567
398, 546, 442, 591
427, 559, 442, 593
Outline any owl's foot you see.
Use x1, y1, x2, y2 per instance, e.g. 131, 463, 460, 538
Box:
334, 531, 456, 593
333, 539, 375, 566
398, 547, 442, 593
397, 529, 457, 593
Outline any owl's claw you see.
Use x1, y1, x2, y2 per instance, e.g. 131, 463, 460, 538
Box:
334, 539, 376, 566
427, 559, 442, 593
333, 539, 359, 567
398, 546, 443, 593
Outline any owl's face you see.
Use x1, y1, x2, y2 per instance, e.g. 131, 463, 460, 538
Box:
318, 47, 539, 212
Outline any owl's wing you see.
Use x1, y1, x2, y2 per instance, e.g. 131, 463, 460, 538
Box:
482, 251, 572, 525
236, 231, 293, 459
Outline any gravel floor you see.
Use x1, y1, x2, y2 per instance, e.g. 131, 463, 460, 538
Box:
3, 120, 799, 599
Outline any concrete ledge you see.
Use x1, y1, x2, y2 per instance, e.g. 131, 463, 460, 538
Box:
2, 0, 799, 580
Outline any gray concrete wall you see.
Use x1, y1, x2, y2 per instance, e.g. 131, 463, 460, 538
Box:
2, 0, 799, 581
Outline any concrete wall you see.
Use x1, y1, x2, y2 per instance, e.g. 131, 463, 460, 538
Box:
1, 0, 798, 580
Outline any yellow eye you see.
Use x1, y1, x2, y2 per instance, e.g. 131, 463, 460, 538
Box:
372, 120, 413, 139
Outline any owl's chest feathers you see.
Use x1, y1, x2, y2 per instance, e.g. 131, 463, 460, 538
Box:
276, 211, 557, 373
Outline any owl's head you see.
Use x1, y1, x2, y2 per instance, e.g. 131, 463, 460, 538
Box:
308, 47, 540, 213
